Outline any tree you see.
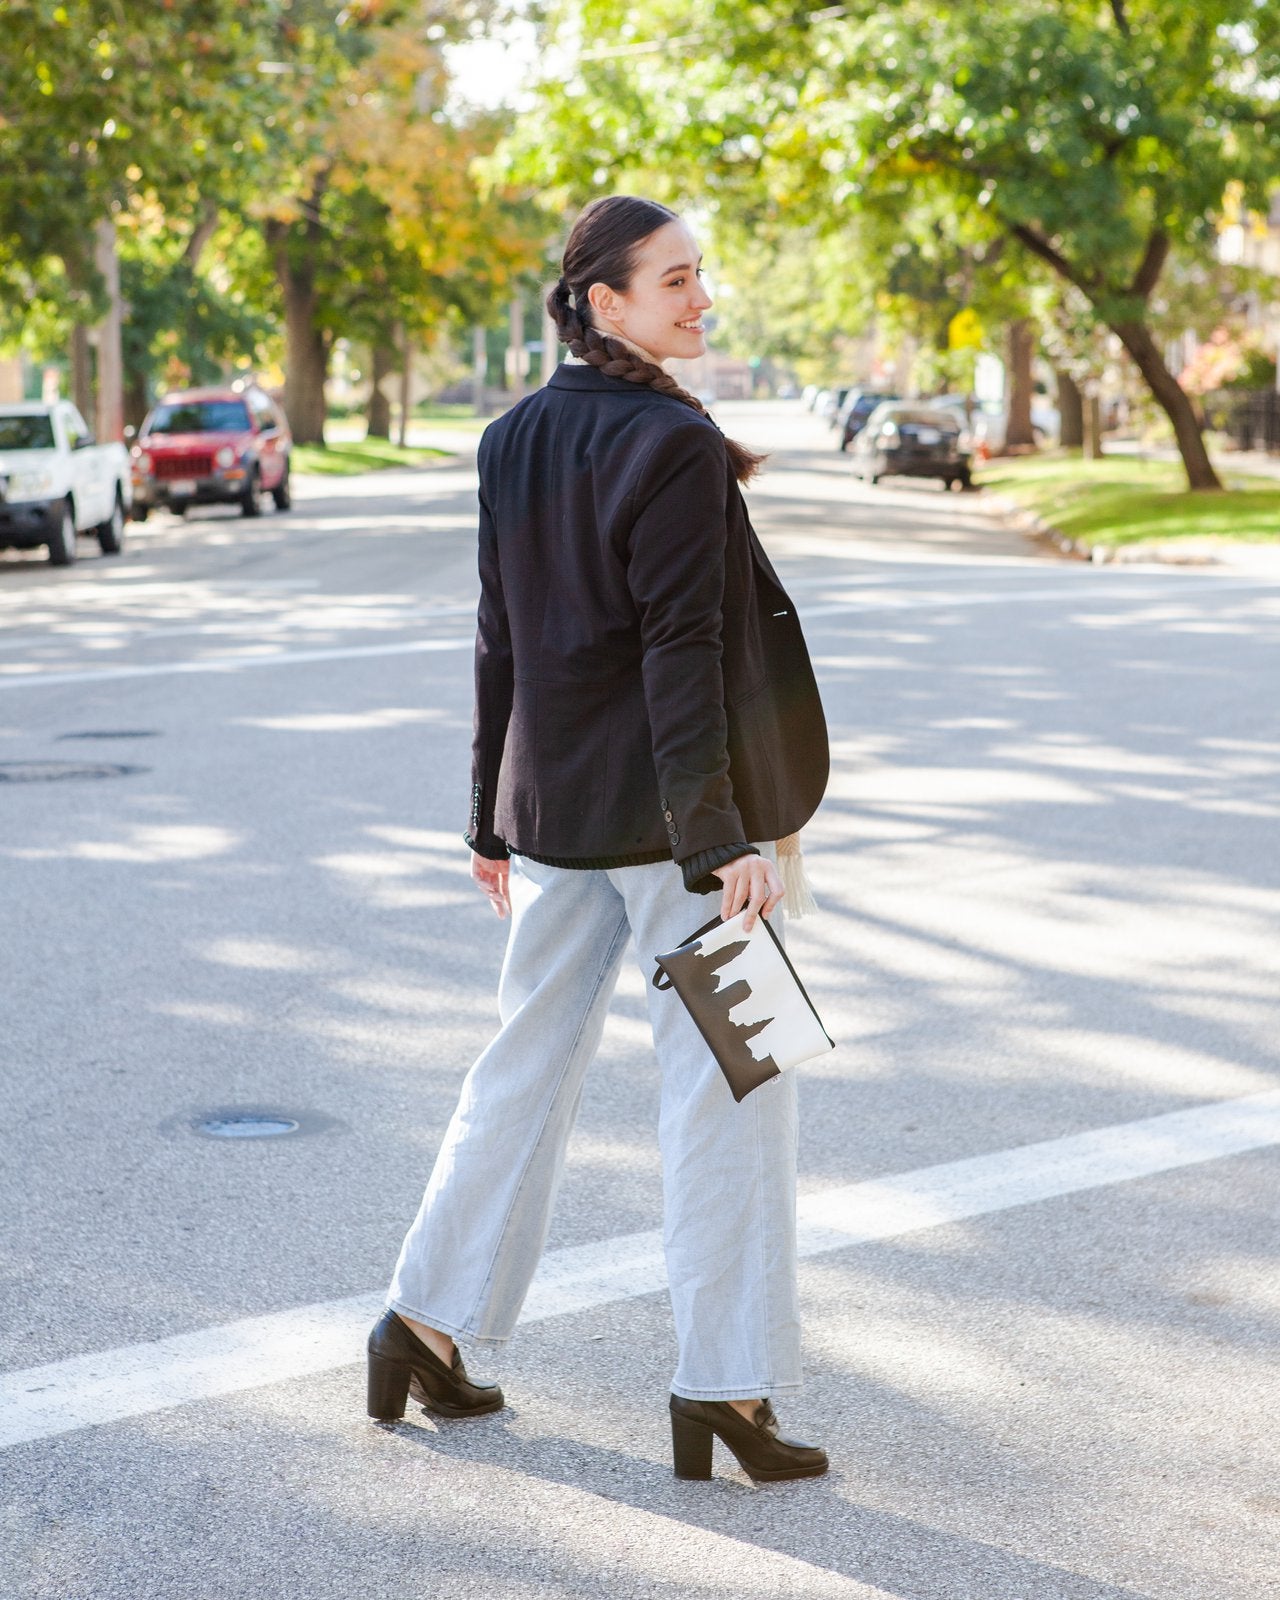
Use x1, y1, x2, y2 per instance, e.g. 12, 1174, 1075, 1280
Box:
0, 1, 278, 431
0, 1, 541, 442
521, 0, 1280, 489
118, 227, 274, 426
250, 2, 544, 444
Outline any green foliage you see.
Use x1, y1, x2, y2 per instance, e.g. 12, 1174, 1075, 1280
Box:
0, 0, 546, 422
700, 225, 869, 371
255, 2, 544, 339
1227, 345, 1278, 391
979, 454, 1280, 548
526, 0, 1280, 300
119, 247, 274, 399
518, 0, 1280, 483
291, 437, 448, 474
814, 2, 1278, 318
0, 0, 278, 290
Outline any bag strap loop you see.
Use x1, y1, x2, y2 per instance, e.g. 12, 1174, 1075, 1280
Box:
651, 912, 726, 989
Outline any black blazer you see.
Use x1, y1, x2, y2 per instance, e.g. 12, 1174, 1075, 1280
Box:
466, 363, 828, 890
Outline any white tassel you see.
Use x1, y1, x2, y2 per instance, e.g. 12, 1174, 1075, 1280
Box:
775, 832, 818, 919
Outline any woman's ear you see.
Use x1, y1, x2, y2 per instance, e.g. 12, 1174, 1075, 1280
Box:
587, 282, 621, 324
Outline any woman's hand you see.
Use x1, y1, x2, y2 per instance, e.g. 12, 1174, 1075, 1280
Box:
472, 853, 511, 919
712, 853, 784, 932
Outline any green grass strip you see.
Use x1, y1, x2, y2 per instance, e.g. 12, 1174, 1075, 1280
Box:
978, 454, 1280, 548
292, 438, 450, 476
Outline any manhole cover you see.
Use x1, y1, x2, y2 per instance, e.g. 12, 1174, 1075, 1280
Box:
57, 730, 160, 741
160, 1106, 341, 1142
0, 761, 147, 783
195, 1114, 301, 1140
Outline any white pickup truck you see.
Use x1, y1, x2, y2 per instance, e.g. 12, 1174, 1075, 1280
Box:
0, 400, 132, 565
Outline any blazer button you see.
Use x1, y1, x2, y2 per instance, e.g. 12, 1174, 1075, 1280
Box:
670, 830, 680, 846
663, 809, 673, 822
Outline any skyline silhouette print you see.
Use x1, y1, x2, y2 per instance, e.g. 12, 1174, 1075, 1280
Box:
658, 913, 834, 1101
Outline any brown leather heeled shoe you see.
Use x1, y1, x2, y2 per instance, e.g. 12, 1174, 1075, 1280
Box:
366, 1310, 503, 1421
670, 1393, 828, 1482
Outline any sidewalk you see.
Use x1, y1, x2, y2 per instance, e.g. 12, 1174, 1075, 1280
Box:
1107, 437, 1280, 482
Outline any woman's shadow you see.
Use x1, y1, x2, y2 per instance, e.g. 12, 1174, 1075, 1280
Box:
380, 1397, 1152, 1600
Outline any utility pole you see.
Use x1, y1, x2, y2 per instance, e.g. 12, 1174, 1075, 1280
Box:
542, 300, 559, 386
93, 218, 124, 442
507, 295, 525, 402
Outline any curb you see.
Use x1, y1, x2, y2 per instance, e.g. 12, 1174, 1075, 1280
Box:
978, 491, 1087, 562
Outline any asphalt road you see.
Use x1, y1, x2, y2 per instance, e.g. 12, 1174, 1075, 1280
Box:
2, 402, 1278, 1600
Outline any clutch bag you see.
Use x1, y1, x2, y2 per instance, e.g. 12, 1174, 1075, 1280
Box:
653, 911, 834, 1102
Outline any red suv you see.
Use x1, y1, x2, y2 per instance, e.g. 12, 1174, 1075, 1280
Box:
131, 384, 292, 519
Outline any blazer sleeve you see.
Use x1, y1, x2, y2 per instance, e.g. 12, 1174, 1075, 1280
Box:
465, 468, 513, 859
624, 419, 751, 883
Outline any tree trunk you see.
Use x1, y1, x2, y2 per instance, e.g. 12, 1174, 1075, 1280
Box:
471, 324, 487, 416
1056, 369, 1084, 449
1004, 319, 1036, 449
281, 276, 328, 445
125, 369, 150, 432
1111, 319, 1221, 490
367, 341, 394, 439
1085, 391, 1105, 460
93, 219, 125, 443
70, 323, 94, 419
272, 244, 328, 445
1008, 221, 1220, 489
182, 204, 220, 272
269, 175, 331, 447
396, 325, 412, 449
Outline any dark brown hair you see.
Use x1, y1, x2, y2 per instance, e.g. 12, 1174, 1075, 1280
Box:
545, 196, 765, 484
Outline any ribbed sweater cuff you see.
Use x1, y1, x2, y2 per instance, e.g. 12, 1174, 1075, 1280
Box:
680, 841, 757, 896
464, 831, 510, 861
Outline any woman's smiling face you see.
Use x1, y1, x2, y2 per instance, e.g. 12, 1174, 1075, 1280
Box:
587, 218, 713, 363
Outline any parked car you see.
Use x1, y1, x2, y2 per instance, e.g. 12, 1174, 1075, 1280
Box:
849, 401, 973, 490
930, 393, 1059, 455
0, 401, 131, 565
923, 395, 985, 453
837, 389, 900, 451
132, 384, 291, 519
819, 385, 852, 427
802, 385, 820, 410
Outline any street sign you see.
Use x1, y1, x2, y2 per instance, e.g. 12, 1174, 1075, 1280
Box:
948, 308, 984, 351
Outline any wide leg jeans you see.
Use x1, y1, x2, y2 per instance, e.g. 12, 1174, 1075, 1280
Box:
386, 850, 802, 1400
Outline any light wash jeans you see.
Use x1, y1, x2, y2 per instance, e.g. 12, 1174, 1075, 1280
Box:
387, 848, 802, 1400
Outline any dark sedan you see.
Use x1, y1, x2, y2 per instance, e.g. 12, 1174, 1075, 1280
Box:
849, 402, 973, 490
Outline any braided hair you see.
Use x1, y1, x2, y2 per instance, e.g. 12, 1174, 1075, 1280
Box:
545, 197, 765, 484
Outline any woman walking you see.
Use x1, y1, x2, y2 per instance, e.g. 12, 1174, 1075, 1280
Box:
367, 196, 830, 1482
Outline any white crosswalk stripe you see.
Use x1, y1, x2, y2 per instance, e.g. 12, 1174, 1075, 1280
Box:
3, 1088, 1278, 1452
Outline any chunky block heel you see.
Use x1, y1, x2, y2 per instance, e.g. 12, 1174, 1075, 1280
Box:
669, 1393, 828, 1483
365, 1310, 504, 1421
367, 1353, 411, 1421
671, 1412, 714, 1479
